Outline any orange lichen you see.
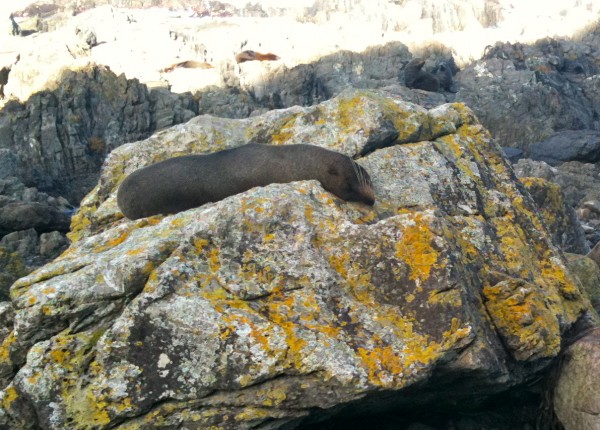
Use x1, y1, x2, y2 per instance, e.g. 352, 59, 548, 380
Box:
94, 230, 130, 253
482, 278, 561, 360
395, 215, 440, 282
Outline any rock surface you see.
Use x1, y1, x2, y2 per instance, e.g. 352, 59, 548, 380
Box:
0, 177, 72, 299
528, 130, 600, 166
553, 328, 600, 430
0, 89, 595, 429
514, 159, 600, 248
565, 254, 600, 314
0, 64, 197, 203
518, 177, 589, 254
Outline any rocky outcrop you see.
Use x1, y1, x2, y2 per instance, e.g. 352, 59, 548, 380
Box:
455, 34, 600, 149
514, 159, 600, 247
0, 89, 595, 429
0, 64, 197, 202
565, 254, 600, 314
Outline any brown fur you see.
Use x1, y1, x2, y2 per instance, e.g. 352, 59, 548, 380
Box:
117, 144, 375, 220
235, 50, 280, 63
161, 60, 213, 73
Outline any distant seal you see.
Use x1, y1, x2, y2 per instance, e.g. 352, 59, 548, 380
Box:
432, 57, 459, 92
161, 60, 213, 73
235, 50, 280, 63
404, 58, 440, 92
117, 144, 375, 220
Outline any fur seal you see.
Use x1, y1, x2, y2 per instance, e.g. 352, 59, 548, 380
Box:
117, 144, 375, 220
404, 58, 440, 92
432, 58, 459, 92
235, 50, 280, 63
161, 60, 213, 73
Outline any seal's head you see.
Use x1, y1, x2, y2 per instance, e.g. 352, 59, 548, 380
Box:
324, 158, 375, 206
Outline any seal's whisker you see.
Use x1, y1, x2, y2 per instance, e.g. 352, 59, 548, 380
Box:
351, 160, 360, 184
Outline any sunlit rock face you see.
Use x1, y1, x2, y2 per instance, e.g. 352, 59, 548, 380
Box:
0, 89, 595, 429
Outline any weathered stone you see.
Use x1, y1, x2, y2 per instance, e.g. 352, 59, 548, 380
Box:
0, 65, 198, 202
39, 231, 69, 260
0, 302, 15, 386
565, 254, 600, 314
0, 89, 594, 429
514, 159, 600, 249
455, 35, 600, 150
588, 241, 600, 269
553, 328, 600, 430
519, 177, 589, 254
0, 246, 28, 301
529, 130, 600, 166
0, 201, 71, 238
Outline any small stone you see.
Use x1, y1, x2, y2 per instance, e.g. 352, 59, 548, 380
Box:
583, 200, 600, 215
39, 231, 68, 259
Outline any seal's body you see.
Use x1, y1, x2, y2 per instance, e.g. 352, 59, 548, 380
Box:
117, 144, 375, 220
235, 50, 280, 63
404, 58, 440, 92
161, 60, 213, 73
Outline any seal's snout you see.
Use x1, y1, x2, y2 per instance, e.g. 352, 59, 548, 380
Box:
357, 184, 375, 206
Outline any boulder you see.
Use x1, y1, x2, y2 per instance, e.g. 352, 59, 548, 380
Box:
0, 89, 595, 429
553, 328, 600, 430
565, 254, 600, 314
528, 130, 600, 166
518, 177, 589, 254
514, 159, 600, 248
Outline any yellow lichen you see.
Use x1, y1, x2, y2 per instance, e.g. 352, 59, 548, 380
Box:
1, 385, 19, 410
482, 278, 561, 360
395, 215, 440, 282
0, 331, 17, 364
94, 230, 130, 253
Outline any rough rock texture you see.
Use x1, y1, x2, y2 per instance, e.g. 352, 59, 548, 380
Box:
565, 254, 600, 314
0, 177, 72, 299
553, 328, 600, 430
0, 64, 197, 202
589, 241, 600, 269
0, 89, 595, 429
528, 130, 600, 166
455, 35, 600, 150
518, 177, 589, 254
0, 229, 69, 301
514, 159, 600, 248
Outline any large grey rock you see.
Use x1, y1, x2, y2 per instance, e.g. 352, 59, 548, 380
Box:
0, 202, 71, 238
0, 89, 595, 429
0, 177, 72, 298
529, 130, 600, 166
565, 254, 600, 314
